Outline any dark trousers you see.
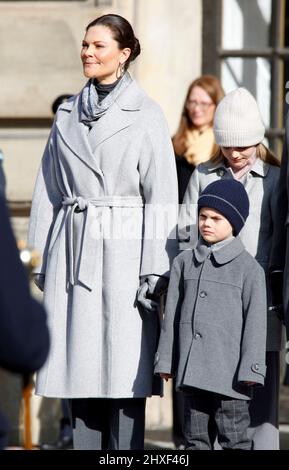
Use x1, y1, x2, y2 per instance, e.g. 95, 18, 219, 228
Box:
172, 381, 185, 447
70, 398, 146, 450
183, 389, 252, 450
247, 351, 280, 449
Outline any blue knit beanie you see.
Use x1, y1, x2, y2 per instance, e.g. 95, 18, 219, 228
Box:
198, 179, 249, 235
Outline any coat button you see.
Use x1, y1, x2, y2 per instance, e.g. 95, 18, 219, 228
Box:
199, 291, 207, 298
194, 333, 201, 339
217, 169, 225, 177
252, 363, 260, 371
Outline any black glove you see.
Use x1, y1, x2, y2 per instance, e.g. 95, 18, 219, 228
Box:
34, 273, 45, 292
269, 270, 284, 322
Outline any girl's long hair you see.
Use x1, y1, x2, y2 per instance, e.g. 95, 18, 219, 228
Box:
210, 143, 280, 167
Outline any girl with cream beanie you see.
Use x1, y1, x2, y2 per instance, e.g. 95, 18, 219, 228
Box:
178, 87, 282, 450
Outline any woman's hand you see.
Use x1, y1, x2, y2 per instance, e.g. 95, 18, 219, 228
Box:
136, 275, 169, 311
136, 281, 158, 311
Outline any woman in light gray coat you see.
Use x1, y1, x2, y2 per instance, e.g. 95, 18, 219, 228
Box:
28, 14, 178, 450
178, 88, 282, 449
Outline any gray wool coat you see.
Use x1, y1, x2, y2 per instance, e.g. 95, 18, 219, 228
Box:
178, 158, 282, 351
28, 77, 178, 398
154, 237, 267, 400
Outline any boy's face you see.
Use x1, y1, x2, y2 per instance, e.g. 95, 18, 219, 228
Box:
199, 207, 233, 244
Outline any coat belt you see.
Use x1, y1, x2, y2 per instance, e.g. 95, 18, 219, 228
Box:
62, 196, 144, 290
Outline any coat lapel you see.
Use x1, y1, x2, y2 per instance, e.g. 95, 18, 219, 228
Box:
56, 80, 145, 173
88, 80, 145, 150
88, 101, 139, 152
56, 96, 101, 174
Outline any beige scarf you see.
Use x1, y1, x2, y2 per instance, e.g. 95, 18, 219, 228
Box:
183, 127, 218, 165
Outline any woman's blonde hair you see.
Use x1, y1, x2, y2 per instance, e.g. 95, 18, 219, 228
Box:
210, 143, 280, 167
172, 75, 225, 156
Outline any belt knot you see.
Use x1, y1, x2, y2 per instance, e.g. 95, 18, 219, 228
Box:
75, 196, 87, 211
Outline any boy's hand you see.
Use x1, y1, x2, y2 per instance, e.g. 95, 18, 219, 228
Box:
160, 373, 173, 381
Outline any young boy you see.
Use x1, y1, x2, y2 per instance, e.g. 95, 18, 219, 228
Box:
155, 179, 267, 450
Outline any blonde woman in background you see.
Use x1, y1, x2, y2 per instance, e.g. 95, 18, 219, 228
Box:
172, 75, 224, 203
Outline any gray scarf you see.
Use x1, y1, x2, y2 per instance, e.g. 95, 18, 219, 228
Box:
80, 72, 132, 124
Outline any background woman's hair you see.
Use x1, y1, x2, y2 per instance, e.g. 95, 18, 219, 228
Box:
210, 143, 280, 167
172, 75, 225, 156
86, 14, 141, 70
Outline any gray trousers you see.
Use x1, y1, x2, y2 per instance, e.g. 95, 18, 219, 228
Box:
183, 389, 252, 450
70, 398, 146, 450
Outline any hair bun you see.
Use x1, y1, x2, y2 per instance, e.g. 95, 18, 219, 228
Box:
130, 37, 141, 61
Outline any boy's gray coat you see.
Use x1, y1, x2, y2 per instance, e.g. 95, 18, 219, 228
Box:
28, 79, 178, 398
178, 158, 282, 351
154, 238, 267, 400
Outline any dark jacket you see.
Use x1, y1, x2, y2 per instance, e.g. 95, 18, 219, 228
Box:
0, 196, 49, 447
175, 154, 195, 203
270, 112, 289, 338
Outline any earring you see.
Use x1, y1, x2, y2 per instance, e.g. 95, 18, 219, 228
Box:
116, 63, 125, 79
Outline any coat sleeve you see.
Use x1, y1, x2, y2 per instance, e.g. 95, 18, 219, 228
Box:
138, 106, 179, 277
237, 261, 267, 385
154, 256, 184, 376
178, 167, 200, 250
0, 196, 49, 374
270, 123, 289, 272
28, 122, 63, 275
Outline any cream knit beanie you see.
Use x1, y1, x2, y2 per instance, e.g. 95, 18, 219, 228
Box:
213, 87, 265, 147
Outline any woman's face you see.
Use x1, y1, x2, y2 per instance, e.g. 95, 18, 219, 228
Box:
221, 146, 257, 171
81, 25, 130, 84
186, 86, 216, 130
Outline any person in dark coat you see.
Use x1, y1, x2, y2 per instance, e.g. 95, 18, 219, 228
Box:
270, 110, 289, 391
0, 195, 49, 448
0, 149, 6, 197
